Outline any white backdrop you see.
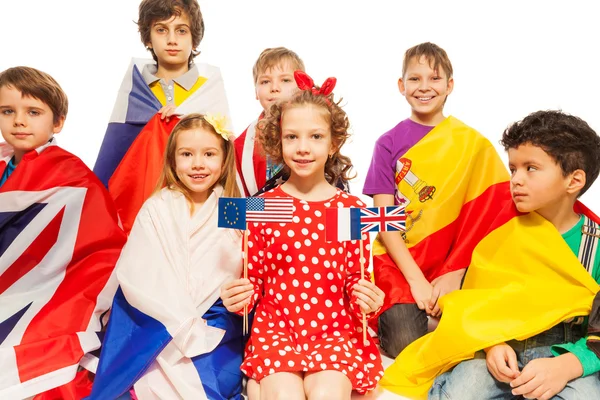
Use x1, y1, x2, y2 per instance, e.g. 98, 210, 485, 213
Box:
1, 0, 599, 212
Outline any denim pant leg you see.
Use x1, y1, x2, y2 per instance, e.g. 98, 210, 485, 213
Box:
553, 372, 600, 399
429, 352, 514, 400
378, 303, 428, 358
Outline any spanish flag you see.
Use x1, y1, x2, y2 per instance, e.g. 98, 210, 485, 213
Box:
373, 116, 512, 309
380, 202, 600, 398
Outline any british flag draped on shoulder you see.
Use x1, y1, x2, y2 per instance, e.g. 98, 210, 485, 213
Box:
93, 58, 231, 233
0, 140, 126, 399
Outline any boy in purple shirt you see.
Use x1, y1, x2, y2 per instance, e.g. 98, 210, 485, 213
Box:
363, 42, 510, 358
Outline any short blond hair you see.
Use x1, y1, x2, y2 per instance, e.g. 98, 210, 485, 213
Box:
252, 47, 305, 84
402, 42, 453, 79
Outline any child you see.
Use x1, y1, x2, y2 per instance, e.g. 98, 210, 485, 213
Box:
427, 110, 600, 400
221, 71, 385, 399
0, 66, 126, 398
94, 0, 231, 233
363, 42, 511, 357
234, 46, 304, 196
91, 113, 245, 400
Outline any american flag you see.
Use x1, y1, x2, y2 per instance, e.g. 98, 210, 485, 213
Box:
360, 206, 407, 233
0, 142, 126, 399
247, 197, 294, 223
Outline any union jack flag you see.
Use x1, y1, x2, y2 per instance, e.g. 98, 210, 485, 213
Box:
360, 206, 407, 233
0, 142, 126, 399
219, 197, 294, 229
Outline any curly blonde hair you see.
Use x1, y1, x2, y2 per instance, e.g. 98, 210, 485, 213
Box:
257, 88, 355, 186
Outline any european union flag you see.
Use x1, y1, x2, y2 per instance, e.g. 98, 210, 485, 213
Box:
218, 198, 247, 229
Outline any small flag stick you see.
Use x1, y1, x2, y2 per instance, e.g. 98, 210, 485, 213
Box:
360, 237, 367, 345
243, 225, 249, 335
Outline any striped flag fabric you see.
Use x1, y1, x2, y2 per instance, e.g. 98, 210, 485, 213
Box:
93, 58, 231, 233
325, 207, 361, 242
247, 197, 293, 223
218, 197, 294, 229
0, 141, 126, 399
360, 206, 407, 233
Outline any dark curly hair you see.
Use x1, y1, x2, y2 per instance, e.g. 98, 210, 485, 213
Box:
258, 88, 355, 186
137, 0, 204, 64
501, 110, 600, 196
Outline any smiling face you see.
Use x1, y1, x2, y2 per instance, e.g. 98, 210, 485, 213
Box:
398, 55, 454, 126
174, 126, 224, 205
280, 104, 334, 184
0, 85, 64, 164
255, 61, 299, 114
147, 11, 193, 75
508, 143, 580, 217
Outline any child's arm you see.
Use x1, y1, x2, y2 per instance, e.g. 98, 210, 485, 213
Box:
344, 233, 384, 320
373, 194, 434, 314
549, 337, 600, 377
220, 223, 266, 315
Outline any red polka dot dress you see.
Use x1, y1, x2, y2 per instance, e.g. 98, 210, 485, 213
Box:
240, 186, 384, 393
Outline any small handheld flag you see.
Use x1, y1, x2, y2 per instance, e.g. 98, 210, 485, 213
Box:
218, 198, 246, 229
218, 197, 295, 229
325, 206, 406, 242
325, 207, 361, 242
360, 206, 407, 233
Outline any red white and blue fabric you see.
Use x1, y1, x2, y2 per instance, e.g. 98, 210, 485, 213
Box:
91, 187, 244, 400
246, 197, 294, 223
0, 140, 126, 399
325, 207, 362, 242
218, 197, 294, 230
360, 206, 407, 233
326, 206, 407, 242
93, 58, 231, 233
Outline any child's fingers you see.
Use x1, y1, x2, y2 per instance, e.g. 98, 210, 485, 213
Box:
222, 291, 253, 311
507, 352, 520, 376
353, 280, 380, 299
225, 296, 251, 313
221, 278, 251, 292
354, 291, 379, 313
430, 303, 441, 317
429, 286, 441, 309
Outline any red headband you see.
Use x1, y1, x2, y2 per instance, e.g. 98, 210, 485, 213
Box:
294, 70, 337, 103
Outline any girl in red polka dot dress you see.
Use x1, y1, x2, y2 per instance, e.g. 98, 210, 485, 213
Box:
221, 71, 385, 399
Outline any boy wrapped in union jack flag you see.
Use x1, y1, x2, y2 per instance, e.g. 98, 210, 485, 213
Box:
0, 66, 126, 399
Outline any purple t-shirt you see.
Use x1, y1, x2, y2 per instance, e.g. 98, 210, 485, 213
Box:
363, 119, 433, 198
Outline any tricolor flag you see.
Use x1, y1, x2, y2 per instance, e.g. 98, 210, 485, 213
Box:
326, 206, 407, 242
93, 58, 231, 233
325, 207, 361, 242
218, 197, 294, 229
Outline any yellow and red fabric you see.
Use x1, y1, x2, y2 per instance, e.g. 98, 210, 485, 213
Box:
373, 116, 512, 310
380, 202, 600, 399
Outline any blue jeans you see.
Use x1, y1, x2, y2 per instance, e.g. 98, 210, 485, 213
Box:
429, 323, 600, 399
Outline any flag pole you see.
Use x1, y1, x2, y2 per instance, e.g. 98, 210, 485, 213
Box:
360, 237, 367, 345
243, 224, 249, 335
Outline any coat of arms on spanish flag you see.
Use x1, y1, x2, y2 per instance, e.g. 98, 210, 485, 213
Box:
373, 116, 513, 310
